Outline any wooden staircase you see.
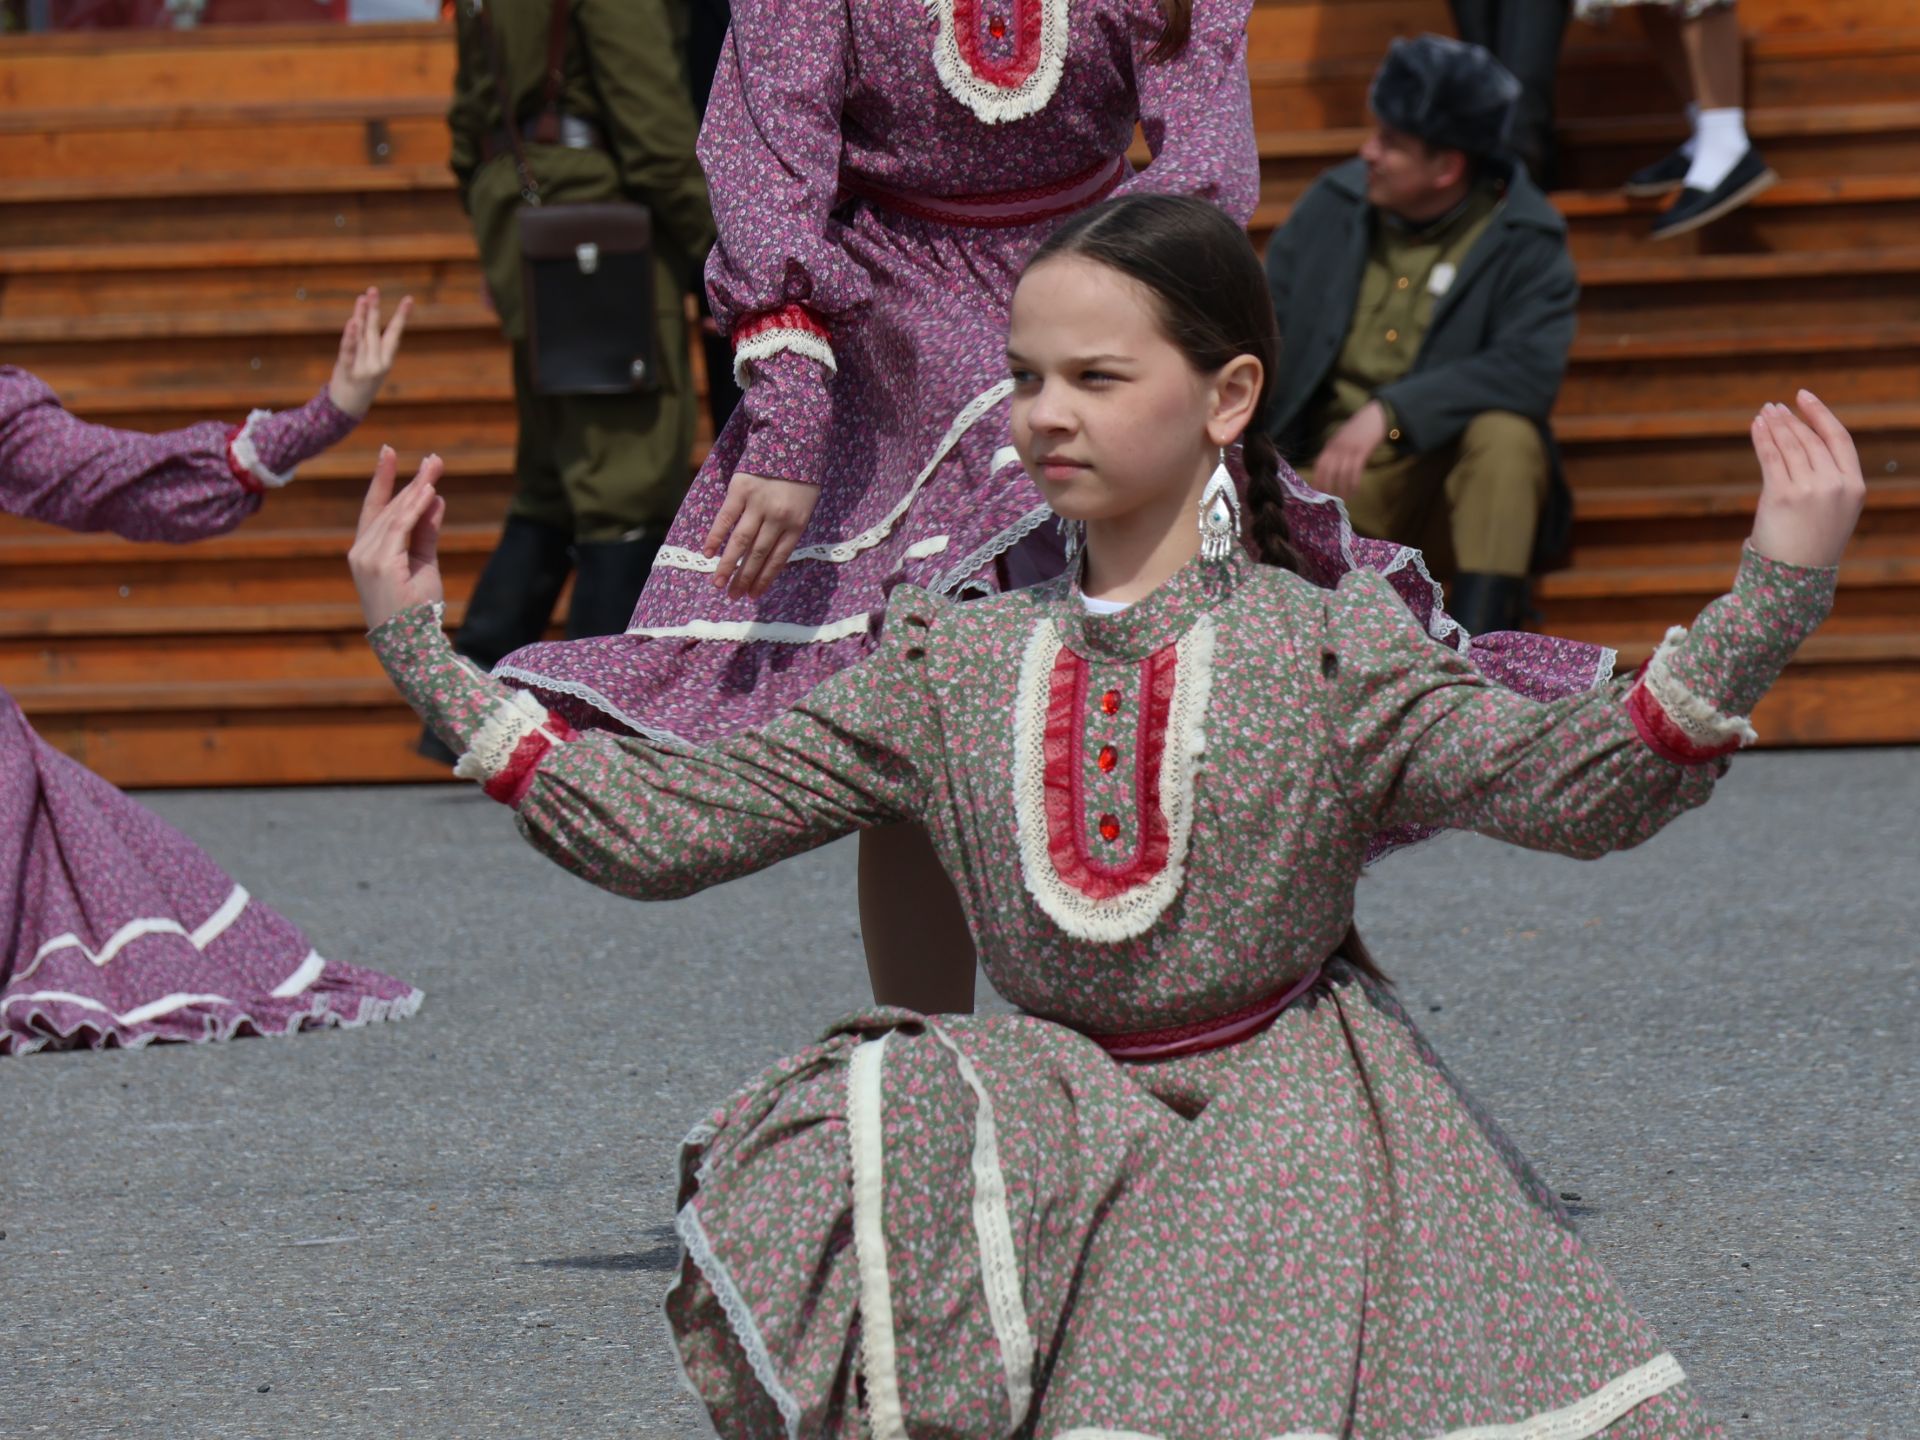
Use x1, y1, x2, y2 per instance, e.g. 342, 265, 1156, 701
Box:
2, 2, 1915, 785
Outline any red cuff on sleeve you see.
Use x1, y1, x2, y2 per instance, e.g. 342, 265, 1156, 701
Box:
1625, 667, 1745, 767
483, 714, 580, 808
225, 424, 265, 495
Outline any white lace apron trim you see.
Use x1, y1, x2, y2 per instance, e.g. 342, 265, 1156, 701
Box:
927, 0, 1070, 124
929, 1024, 1035, 1431
848, 1034, 909, 1440
654, 379, 1015, 574
625, 613, 873, 645
1011, 615, 1215, 943
673, 1202, 804, 1440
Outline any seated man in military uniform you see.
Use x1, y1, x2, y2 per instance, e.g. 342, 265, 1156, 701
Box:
1264, 33, 1578, 636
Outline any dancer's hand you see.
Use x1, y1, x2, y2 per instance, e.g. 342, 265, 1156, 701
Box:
1748, 391, 1865, 569
1310, 401, 1389, 499
351, 447, 446, 630
329, 288, 414, 418
703, 471, 819, 598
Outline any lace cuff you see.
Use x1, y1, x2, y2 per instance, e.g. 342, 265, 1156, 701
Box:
731, 303, 835, 386
1626, 626, 1758, 765
453, 691, 579, 807
225, 388, 358, 493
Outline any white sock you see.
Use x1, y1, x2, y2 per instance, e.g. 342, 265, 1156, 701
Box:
1685, 107, 1749, 191
1681, 101, 1701, 157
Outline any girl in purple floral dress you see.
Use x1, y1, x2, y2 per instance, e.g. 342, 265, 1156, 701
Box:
353, 197, 1859, 1436
1, 292, 422, 1054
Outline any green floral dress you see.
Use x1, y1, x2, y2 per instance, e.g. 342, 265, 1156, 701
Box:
372, 544, 1832, 1439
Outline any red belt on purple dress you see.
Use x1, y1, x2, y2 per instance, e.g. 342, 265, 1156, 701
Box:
840, 152, 1128, 229
1078, 965, 1327, 1063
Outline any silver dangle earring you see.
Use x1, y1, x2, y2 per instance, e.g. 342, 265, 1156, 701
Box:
1058, 514, 1085, 567
1197, 447, 1241, 562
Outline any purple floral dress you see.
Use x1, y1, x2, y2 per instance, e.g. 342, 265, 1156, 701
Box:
373, 534, 1833, 1437
493, 0, 1263, 745
0, 368, 422, 1054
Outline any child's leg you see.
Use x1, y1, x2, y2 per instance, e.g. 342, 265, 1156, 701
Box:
858, 823, 978, 1014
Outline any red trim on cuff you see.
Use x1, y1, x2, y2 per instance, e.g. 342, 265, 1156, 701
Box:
482, 715, 579, 807
225, 424, 266, 495
1626, 667, 1745, 766
730, 303, 831, 350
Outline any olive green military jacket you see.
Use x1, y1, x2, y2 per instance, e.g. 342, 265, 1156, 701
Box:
447, 0, 717, 341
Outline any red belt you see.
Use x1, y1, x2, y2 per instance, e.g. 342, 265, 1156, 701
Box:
1080, 966, 1327, 1063
840, 153, 1128, 229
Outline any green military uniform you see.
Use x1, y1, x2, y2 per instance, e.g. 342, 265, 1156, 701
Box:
1303, 180, 1548, 579
448, 0, 716, 543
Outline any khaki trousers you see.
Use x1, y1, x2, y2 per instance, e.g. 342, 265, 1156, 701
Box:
1317, 411, 1549, 578
506, 305, 695, 543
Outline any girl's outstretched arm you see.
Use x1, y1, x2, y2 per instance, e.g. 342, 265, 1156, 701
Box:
1327, 392, 1862, 856
353, 452, 939, 900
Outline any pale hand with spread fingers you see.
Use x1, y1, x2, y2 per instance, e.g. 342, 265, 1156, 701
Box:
350, 447, 447, 632
702, 470, 821, 599
329, 288, 415, 419
1748, 391, 1867, 570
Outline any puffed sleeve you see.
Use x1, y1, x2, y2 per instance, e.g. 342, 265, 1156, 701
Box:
1109, 0, 1260, 224
368, 589, 952, 901
0, 368, 355, 544
697, 0, 870, 488
1323, 547, 1837, 858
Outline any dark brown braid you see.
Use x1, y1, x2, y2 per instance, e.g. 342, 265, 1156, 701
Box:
1150, 0, 1192, 62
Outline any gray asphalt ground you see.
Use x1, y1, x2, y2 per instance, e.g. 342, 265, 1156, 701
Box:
2, 750, 1915, 1438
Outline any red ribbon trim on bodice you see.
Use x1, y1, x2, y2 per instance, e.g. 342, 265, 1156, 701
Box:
953, 0, 1044, 89
1042, 642, 1178, 900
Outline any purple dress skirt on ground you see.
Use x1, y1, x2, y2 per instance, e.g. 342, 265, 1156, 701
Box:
0, 368, 423, 1054
493, 0, 1614, 762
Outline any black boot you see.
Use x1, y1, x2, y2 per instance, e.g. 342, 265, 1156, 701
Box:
416, 515, 574, 765
1448, 572, 1531, 638
566, 534, 663, 641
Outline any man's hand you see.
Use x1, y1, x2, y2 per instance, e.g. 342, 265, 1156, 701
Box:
1309, 400, 1391, 499
702, 472, 820, 599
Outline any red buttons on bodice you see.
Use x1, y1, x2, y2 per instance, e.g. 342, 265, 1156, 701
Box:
1097, 744, 1118, 773
1101, 689, 1121, 715
989, 13, 1007, 37
1098, 814, 1122, 843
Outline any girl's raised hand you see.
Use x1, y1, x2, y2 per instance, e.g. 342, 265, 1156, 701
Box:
350, 447, 447, 631
1748, 391, 1866, 571
328, 288, 414, 419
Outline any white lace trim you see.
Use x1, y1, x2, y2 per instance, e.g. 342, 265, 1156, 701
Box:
733, 328, 838, 387
16, 882, 252, 984
1291, 482, 1470, 655
228, 408, 296, 489
932, 498, 1052, 597
1050, 1352, 1685, 1440
929, 1025, 1034, 1431
490, 667, 694, 750
626, 613, 873, 645
0, 978, 421, 1054
1642, 624, 1759, 750
674, 1202, 804, 1440
848, 1034, 909, 1440
927, 0, 1070, 124
451, 689, 570, 786
655, 380, 1015, 575
1011, 615, 1215, 943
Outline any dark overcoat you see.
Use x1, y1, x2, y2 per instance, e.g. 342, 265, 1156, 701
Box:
1264, 157, 1579, 567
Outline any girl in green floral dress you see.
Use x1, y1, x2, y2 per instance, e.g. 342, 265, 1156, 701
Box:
349, 195, 1860, 1438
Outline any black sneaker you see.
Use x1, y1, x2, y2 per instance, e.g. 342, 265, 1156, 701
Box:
1622, 146, 1691, 198
1650, 148, 1778, 240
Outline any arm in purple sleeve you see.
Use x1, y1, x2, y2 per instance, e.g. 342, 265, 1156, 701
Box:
697, 0, 867, 487
0, 368, 357, 544
1111, 0, 1261, 224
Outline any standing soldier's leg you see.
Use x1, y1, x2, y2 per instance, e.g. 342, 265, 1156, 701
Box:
420, 343, 575, 763
555, 256, 697, 640
1443, 410, 1548, 635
